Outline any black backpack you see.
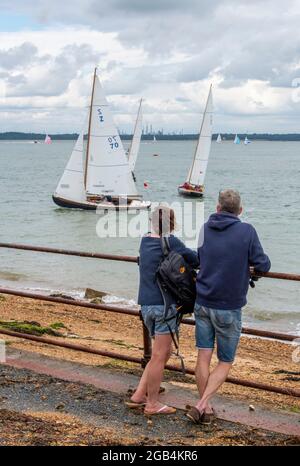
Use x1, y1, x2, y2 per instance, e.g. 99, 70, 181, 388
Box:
156, 237, 197, 372
156, 236, 197, 315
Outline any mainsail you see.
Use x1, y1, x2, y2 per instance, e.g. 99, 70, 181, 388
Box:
84, 71, 138, 198
45, 135, 52, 144
54, 130, 86, 203
186, 85, 213, 186
234, 134, 240, 144
128, 99, 143, 173
216, 134, 222, 143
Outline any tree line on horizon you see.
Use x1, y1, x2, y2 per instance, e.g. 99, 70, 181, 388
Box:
1, 132, 300, 141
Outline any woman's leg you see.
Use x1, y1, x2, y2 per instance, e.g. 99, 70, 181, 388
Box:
145, 334, 173, 411
130, 361, 151, 403
131, 340, 172, 403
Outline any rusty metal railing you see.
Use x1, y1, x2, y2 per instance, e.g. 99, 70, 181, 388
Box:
1, 242, 300, 281
0, 241, 299, 398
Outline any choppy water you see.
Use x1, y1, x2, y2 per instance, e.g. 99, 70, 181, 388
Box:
0, 139, 299, 334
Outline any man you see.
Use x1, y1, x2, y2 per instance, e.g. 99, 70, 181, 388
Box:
187, 189, 271, 424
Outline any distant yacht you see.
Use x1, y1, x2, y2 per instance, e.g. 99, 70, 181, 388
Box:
216, 134, 222, 143
127, 98, 143, 182
45, 135, 52, 144
178, 85, 213, 197
244, 136, 251, 145
233, 134, 240, 144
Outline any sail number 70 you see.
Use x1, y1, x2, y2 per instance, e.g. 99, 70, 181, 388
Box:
108, 136, 119, 149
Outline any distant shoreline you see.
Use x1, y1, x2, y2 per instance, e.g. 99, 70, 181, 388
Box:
2, 132, 300, 141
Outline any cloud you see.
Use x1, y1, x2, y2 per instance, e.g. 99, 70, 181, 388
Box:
1, 0, 300, 132
2, 42, 101, 97
0, 42, 40, 69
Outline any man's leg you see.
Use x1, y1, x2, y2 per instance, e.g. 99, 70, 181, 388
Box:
196, 308, 242, 414
195, 349, 214, 412
195, 360, 232, 412
193, 305, 215, 413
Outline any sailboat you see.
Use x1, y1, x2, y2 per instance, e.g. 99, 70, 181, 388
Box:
244, 136, 251, 145
178, 85, 213, 197
233, 134, 240, 144
52, 68, 150, 211
45, 135, 52, 144
216, 133, 222, 143
127, 99, 143, 181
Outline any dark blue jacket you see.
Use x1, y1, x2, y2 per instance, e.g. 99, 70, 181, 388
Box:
196, 212, 271, 310
138, 235, 199, 305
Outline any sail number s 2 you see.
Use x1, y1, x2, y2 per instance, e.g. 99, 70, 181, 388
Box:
108, 136, 119, 150
97, 108, 104, 123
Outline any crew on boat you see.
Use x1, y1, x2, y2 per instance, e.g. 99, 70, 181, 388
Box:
181, 182, 204, 192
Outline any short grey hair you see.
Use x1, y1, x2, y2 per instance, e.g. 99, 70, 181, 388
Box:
218, 189, 241, 215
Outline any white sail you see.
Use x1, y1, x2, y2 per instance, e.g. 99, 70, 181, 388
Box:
234, 134, 240, 144
187, 85, 213, 186
85, 75, 138, 197
128, 99, 143, 173
244, 136, 251, 144
216, 133, 221, 143
54, 130, 86, 203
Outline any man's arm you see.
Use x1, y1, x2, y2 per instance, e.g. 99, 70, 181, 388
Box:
249, 227, 271, 272
172, 237, 199, 268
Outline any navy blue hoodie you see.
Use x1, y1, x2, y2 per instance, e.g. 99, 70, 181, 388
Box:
196, 212, 271, 310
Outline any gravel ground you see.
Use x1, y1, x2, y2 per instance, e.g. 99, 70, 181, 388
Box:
0, 365, 299, 446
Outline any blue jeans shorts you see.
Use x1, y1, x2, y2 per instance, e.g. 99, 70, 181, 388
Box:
141, 304, 178, 338
194, 303, 242, 363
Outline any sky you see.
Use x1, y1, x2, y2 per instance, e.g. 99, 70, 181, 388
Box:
1, 0, 300, 134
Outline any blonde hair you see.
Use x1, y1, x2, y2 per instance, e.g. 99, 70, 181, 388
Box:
151, 205, 176, 236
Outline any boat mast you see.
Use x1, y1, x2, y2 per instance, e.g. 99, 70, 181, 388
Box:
187, 84, 212, 185
128, 98, 142, 160
84, 67, 97, 191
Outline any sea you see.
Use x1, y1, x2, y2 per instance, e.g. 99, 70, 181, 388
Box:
0, 139, 299, 335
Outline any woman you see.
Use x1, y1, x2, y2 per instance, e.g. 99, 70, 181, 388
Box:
126, 205, 199, 415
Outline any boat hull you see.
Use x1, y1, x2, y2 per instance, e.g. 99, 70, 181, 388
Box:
52, 195, 151, 211
178, 187, 204, 198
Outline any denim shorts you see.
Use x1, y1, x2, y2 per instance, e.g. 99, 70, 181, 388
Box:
194, 303, 242, 363
141, 304, 178, 338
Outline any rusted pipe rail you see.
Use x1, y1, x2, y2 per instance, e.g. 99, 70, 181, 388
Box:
0, 287, 140, 317
0, 287, 298, 342
1, 242, 300, 281
0, 327, 299, 398
0, 242, 137, 263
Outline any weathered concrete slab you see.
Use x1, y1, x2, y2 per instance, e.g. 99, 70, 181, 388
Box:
3, 347, 300, 437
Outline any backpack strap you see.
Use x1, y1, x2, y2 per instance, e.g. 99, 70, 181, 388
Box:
160, 236, 170, 257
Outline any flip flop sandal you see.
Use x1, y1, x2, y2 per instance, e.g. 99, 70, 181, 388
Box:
124, 400, 146, 409
144, 405, 176, 416
201, 409, 215, 425
186, 406, 202, 424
